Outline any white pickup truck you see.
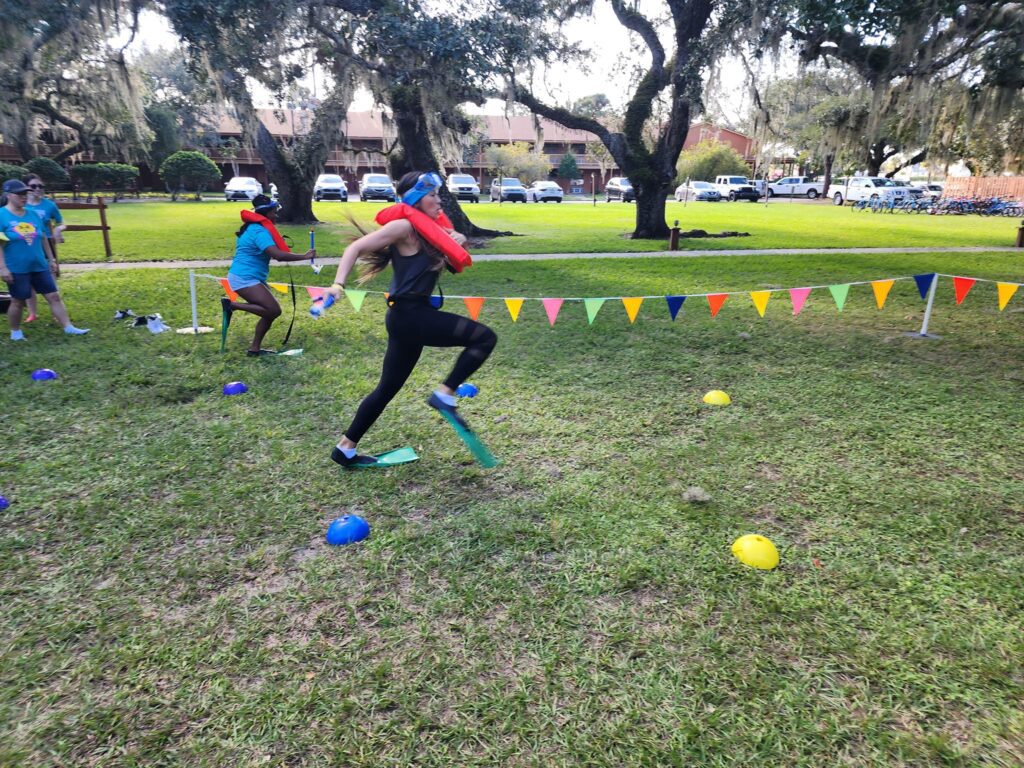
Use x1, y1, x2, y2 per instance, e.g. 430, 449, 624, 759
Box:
714, 175, 761, 202
767, 176, 825, 199
826, 177, 910, 206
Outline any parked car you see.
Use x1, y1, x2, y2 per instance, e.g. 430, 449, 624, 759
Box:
314, 174, 348, 202
827, 176, 908, 206
674, 181, 722, 202
767, 176, 824, 199
224, 176, 263, 201
359, 173, 396, 202
605, 177, 635, 202
446, 173, 480, 203
890, 179, 923, 199
490, 177, 528, 202
913, 182, 944, 200
526, 180, 564, 203
714, 175, 760, 202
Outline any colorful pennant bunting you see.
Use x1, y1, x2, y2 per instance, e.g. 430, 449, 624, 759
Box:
871, 279, 894, 310
345, 289, 367, 312
829, 284, 849, 312
707, 294, 728, 318
622, 297, 643, 323
749, 291, 771, 318
463, 297, 485, 321
665, 295, 686, 320
952, 276, 976, 305
997, 282, 1019, 311
219, 278, 239, 302
789, 287, 811, 316
584, 298, 605, 325
913, 273, 936, 299
268, 282, 289, 294
542, 298, 563, 326
505, 298, 524, 322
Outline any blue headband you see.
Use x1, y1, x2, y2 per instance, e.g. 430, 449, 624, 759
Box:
254, 200, 280, 213
401, 172, 442, 206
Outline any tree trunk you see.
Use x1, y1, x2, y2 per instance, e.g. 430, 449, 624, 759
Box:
822, 150, 835, 199
386, 83, 501, 237
254, 125, 317, 223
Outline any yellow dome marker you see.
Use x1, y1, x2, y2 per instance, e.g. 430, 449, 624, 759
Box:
731, 534, 780, 570
703, 390, 731, 406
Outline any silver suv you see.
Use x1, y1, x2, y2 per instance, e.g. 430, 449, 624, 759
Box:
489, 177, 527, 203
359, 173, 396, 202
447, 173, 480, 203
314, 173, 348, 202
604, 177, 634, 202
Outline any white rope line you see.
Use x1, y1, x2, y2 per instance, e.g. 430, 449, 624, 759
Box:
194, 271, 1023, 302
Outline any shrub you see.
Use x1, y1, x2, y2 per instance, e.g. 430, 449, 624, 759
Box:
24, 157, 70, 188
0, 162, 28, 184
159, 151, 222, 201
557, 153, 579, 180
70, 164, 108, 197
675, 139, 750, 183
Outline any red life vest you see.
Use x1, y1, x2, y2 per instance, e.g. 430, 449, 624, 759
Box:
240, 209, 290, 252
374, 203, 472, 273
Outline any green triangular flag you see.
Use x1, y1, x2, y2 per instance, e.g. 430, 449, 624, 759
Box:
345, 289, 367, 312
828, 284, 850, 312
584, 298, 606, 324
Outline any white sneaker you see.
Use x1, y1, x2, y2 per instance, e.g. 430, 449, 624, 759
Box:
64, 326, 89, 335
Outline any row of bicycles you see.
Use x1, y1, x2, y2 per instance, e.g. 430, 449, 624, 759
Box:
851, 195, 1024, 216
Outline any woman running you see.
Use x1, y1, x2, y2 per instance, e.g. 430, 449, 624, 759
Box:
223, 194, 316, 355
324, 171, 497, 468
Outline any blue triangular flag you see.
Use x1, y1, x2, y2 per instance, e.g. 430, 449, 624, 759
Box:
430, 295, 443, 308
665, 295, 686, 320
913, 273, 936, 300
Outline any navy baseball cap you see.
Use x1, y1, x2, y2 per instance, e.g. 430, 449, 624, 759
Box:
2, 179, 29, 194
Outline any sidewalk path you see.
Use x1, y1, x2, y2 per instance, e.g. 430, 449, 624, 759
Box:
63, 245, 1019, 272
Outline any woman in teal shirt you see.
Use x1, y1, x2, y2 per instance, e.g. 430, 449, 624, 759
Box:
0, 179, 87, 341
23, 173, 65, 322
224, 194, 316, 356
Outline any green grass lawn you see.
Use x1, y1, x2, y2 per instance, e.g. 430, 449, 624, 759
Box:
2, 249, 1022, 766
53, 198, 1021, 263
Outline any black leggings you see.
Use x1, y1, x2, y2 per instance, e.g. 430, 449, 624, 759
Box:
345, 301, 497, 443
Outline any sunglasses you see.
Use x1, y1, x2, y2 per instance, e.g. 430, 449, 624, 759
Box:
27, 184, 45, 190
7, 190, 28, 196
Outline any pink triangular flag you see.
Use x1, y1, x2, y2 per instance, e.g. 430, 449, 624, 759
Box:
789, 287, 811, 316
542, 298, 563, 326
306, 286, 326, 301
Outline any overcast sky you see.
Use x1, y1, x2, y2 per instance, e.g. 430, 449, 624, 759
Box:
124, 5, 754, 125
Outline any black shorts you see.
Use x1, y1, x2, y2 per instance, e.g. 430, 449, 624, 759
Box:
6, 270, 57, 300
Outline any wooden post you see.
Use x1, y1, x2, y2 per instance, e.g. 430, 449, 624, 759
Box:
97, 197, 112, 261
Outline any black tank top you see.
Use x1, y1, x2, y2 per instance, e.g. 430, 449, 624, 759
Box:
388, 245, 439, 299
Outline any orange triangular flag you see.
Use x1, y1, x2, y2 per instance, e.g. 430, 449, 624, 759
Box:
505, 298, 524, 322
219, 278, 239, 302
622, 297, 643, 323
997, 282, 1019, 311
749, 291, 771, 318
463, 297, 485, 321
871, 279, 894, 309
707, 293, 728, 317
952, 276, 976, 305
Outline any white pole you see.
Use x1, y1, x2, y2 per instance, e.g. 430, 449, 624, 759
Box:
189, 269, 199, 332
918, 273, 938, 336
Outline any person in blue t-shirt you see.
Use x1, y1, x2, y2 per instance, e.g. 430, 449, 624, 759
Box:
23, 173, 66, 323
223, 194, 316, 356
0, 179, 88, 341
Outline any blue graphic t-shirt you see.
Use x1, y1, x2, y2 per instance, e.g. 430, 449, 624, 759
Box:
26, 198, 62, 238
228, 224, 277, 283
0, 207, 47, 273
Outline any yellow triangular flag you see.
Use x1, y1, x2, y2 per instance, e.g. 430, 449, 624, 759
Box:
997, 282, 1019, 311
505, 298, 524, 322
622, 297, 643, 323
871, 279, 894, 309
345, 289, 367, 312
749, 290, 771, 318
267, 282, 289, 294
